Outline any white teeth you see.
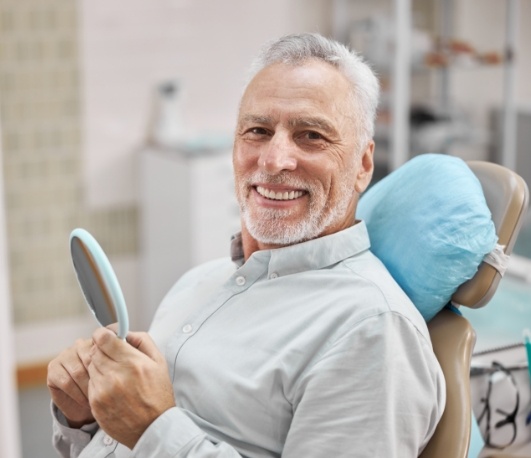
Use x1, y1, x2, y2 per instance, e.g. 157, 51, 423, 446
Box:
256, 186, 304, 201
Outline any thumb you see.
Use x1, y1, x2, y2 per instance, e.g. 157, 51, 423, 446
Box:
126, 331, 162, 362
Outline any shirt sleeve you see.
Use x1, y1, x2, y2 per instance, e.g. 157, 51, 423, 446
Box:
282, 311, 446, 458
130, 407, 244, 457
51, 402, 99, 458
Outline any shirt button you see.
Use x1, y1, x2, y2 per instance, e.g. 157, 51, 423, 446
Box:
182, 324, 193, 334
269, 272, 279, 279
235, 275, 246, 286
103, 434, 115, 446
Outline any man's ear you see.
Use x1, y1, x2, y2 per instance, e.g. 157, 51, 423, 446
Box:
354, 141, 375, 194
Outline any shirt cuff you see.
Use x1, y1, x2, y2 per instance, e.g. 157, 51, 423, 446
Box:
51, 402, 100, 458
51, 402, 99, 438
131, 407, 206, 457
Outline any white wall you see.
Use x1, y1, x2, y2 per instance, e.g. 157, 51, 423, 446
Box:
0, 114, 21, 457
79, 0, 331, 208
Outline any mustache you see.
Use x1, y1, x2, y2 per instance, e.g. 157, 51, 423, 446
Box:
245, 171, 314, 191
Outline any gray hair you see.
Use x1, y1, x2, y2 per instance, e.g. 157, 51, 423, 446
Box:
246, 33, 380, 149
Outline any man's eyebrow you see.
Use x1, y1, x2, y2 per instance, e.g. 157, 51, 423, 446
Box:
288, 116, 336, 134
239, 114, 272, 125
238, 114, 337, 135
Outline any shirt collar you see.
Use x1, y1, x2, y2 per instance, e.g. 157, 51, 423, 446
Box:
230, 221, 371, 276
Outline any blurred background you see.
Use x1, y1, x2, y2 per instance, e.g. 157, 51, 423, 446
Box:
0, 0, 530, 456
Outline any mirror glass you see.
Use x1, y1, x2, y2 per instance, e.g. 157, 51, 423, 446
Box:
70, 228, 129, 339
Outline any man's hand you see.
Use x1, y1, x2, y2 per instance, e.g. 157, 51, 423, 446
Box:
47, 338, 95, 428
87, 328, 176, 450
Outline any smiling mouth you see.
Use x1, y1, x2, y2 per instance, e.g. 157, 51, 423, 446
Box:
255, 186, 306, 201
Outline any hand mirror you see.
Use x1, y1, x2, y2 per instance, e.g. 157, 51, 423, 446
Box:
70, 228, 129, 339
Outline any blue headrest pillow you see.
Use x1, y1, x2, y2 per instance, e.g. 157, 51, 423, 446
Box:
357, 153, 498, 321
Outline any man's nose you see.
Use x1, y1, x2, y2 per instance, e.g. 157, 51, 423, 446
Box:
258, 133, 297, 174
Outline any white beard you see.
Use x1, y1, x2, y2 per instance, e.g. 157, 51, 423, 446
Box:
236, 171, 354, 246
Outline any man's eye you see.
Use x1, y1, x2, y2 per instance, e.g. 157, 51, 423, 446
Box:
304, 131, 324, 140
248, 127, 268, 136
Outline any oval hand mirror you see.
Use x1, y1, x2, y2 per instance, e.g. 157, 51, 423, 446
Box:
70, 228, 129, 339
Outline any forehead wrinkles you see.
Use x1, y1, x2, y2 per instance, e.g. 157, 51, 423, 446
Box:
239, 64, 355, 116
239, 114, 271, 125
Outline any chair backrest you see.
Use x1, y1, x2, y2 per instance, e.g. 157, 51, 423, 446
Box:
453, 161, 530, 308
419, 161, 529, 458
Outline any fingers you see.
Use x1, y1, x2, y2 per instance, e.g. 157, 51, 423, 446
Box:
47, 338, 96, 425
91, 327, 123, 361
50, 339, 92, 395
48, 357, 89, 407
126, 331, 163, 362
78, 338, 94, 370
85, 331, 175, 449
88, 328, 167, 400
89, 328, 144, 374
92, 327, 162, 363
106, 322, 119, 334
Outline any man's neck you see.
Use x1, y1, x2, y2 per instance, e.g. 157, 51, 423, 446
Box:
240, 219, 361, 261
240, 226, 285, 261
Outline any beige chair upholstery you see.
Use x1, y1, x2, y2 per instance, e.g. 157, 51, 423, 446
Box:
419, 161, 529, 458
453, 161, 530, 309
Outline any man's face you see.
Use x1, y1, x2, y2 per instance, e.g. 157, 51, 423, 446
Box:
233, 60, 374, 247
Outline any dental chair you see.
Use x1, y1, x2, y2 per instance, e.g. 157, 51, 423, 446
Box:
420, 161, 529, 458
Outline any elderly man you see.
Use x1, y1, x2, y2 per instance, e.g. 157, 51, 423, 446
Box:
48, 33, 445, 457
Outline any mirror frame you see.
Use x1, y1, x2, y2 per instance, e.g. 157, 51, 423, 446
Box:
70, 228, 129, 339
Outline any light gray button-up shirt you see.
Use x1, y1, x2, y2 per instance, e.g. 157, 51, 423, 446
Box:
53, 221, 445, 458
